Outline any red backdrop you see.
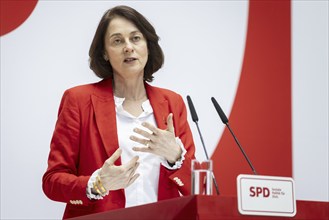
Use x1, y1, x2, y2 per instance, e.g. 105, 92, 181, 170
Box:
212, 0, 292, 196
0, 0, 38, 36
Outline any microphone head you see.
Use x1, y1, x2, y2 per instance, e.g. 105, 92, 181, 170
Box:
186, 95, 199, 122
211, 97, 229, 124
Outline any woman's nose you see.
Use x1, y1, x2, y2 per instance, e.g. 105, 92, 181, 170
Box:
124, 42, 134, 53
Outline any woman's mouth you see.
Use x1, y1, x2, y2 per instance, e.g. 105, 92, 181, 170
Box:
124, 57, 137, 63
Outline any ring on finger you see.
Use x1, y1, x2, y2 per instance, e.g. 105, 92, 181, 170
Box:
146, 140, 151, 148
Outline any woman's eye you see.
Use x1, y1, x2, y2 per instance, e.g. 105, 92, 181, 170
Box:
112, 38, 122, 45
132, 36, 141, 42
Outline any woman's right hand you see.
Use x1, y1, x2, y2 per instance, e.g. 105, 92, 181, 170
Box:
98, 148, 140, 191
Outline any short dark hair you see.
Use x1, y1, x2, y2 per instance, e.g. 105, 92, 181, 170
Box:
89, 5, 164, 82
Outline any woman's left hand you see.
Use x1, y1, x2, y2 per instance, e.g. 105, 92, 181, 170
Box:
130, 113, 182, 164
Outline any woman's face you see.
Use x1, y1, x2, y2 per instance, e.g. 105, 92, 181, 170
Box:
104, 16, 148, 80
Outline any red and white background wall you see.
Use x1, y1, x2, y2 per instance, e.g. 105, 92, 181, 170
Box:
1, 0, 328, 219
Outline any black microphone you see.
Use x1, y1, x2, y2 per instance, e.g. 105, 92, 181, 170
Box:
187, 95, 220, 195
211, 97, 258, 175
187, 95, 199, 122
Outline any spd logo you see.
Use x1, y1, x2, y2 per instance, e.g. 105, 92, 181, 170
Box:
249, 186, 270, 198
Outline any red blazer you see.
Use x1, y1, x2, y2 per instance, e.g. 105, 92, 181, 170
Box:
42, 79, 195, 219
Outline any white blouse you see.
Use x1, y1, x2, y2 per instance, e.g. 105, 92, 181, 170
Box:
86, 96, 186, 208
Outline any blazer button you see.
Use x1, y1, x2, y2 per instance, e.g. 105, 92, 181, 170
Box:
173, 177, 184, 186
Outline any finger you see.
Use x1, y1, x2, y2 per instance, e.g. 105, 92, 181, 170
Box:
141, 122, 158, 135
166, 113, 175, 133
126, 173, 140, 188
133, 127, 153, 139
122, 155, 139, 170
130, 135, 150, 146
104, 148, 122, 166
132, 146, 152, 153
128, 162, 140, 178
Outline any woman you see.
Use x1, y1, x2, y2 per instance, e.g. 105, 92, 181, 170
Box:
42, 5, 195, 219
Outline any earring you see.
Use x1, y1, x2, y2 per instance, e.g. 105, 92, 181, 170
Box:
103, 55, 108, 61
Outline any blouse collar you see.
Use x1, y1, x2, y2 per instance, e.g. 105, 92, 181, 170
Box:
114, 96, 153, 116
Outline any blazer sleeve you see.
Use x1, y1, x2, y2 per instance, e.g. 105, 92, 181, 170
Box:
168, 94, 196, 195
42, 89, 94, 206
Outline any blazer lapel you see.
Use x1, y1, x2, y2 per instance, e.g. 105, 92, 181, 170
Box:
91, 79, 120, 163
